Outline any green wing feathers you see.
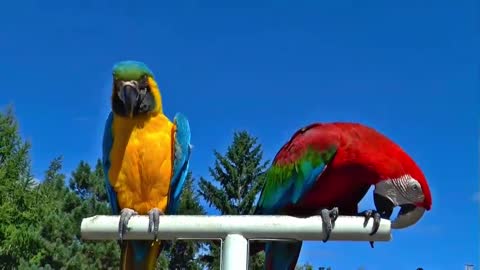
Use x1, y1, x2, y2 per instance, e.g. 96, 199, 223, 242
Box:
255, 146, 337, 214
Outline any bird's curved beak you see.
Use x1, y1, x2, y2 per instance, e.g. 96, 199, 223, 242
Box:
390, 204, 426, 229
373, 193, 426, 229
118, 83, 139, 117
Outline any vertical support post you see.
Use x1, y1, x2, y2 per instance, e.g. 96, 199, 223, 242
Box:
221, 234, 248, 270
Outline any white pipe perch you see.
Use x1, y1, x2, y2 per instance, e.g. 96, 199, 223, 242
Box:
81, 215, 391, 241
81, 215, 392, 270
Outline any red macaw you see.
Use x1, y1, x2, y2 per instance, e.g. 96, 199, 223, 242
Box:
253, 122, 432, 270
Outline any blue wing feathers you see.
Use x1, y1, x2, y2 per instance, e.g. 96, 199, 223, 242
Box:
167, 112, 191, 214
291, 162, 327, 203
102, 112, 120, 215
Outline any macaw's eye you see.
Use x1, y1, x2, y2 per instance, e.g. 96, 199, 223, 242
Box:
139, 87, 148, 95
139, 83, 150, 92
138, 76, 150, 93
410, 182, 421, 192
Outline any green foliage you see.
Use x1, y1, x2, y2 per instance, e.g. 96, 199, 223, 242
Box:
0, 107, 332, 269
0, 107, 33, 187
0, 106, 121, 269
0, 107, 38, 269
198, 131, 269, 270
29, 158, 120, 269
295, 263, 314, 270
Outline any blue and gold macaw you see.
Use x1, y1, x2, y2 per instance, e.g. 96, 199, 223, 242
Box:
102, 60, 191, 270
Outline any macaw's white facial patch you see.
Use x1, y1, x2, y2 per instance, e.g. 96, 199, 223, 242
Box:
374, 175, 427, 230
374, 175, 425, 206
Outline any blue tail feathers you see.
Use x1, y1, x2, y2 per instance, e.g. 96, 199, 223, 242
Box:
264, 241, 303, 270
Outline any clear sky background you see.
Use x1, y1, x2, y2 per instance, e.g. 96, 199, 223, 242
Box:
1, 1, 478, 269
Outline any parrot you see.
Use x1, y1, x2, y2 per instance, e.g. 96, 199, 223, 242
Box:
252, 122, 432, 270
102, 60, 192, 270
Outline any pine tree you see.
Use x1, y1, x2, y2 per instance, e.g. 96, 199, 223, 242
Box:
32, 155, 73, 269
198, 131, 269, 269
14, 158, 119, 269
0, 107, 33, 188
0, 107, 40, 269
66, 159, 120, 269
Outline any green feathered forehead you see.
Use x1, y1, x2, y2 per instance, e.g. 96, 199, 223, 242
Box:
112, 60, 154, 80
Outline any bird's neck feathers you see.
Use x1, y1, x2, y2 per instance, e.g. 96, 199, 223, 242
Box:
364, 142, 428, 189
371, 153, 432, 210
393, 152, 432, 210
147, 76, 163, 114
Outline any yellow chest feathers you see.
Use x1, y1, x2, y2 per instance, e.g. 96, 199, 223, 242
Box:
108, 113, 174, 214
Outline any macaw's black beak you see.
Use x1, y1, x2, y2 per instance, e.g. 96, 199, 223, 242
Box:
374, 193, 394, 219
374, 193, 426, 229
118, 84, 139, 117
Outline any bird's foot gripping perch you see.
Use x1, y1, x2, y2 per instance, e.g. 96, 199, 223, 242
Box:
119, 208, 138, 242
148, 208, 164, 242
319, 207, 339, 243
358, 209, 382, 248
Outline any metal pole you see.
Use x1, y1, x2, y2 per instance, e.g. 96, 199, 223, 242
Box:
221, 234, 248, 270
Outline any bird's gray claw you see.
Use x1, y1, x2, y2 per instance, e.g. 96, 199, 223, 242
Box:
119, 208, 138, 242
359, 209, 382, 248
320, 207, 339, 243
148, 208, 164, 242
360, 209, 382, 235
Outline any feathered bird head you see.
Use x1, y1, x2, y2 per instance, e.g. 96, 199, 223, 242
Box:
111, 60, 163, 117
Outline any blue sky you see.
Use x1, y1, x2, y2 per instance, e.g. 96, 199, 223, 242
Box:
1, 0, 478, 269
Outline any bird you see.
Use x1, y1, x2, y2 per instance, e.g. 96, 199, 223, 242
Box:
252, 122, 432, 270
102, 60, 192, 269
